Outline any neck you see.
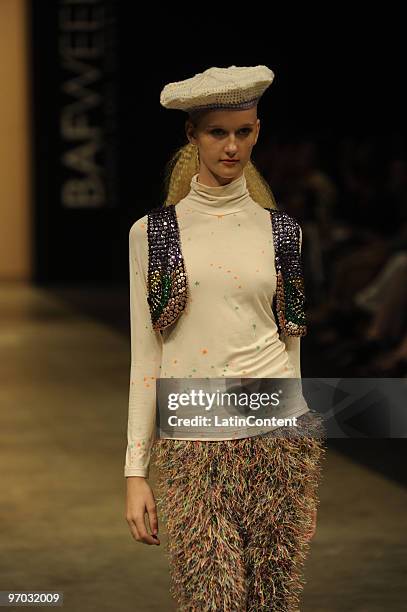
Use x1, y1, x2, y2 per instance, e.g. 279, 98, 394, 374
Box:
184, 171, 250, 215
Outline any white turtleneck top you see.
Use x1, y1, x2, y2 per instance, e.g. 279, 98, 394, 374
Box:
124, 172, 309, 478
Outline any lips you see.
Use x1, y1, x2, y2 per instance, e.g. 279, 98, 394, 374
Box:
221, 160, 239, 163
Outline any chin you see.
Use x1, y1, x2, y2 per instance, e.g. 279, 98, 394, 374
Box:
216, 164, 242, 175
203, 164, 244, 185
221, 169, 242, 180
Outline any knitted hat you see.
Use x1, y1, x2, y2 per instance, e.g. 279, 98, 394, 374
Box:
160, 65, 275, 113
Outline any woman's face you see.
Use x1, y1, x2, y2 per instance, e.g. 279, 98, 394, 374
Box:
185, 107, 260, 186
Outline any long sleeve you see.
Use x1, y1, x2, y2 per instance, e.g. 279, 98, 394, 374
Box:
281, 226, 303, 378
124, 218, 163, 478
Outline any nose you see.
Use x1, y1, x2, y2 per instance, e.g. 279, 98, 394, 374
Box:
224, 137, 238, 156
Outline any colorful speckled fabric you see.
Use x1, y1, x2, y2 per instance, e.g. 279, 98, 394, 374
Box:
147, 203, 306, 337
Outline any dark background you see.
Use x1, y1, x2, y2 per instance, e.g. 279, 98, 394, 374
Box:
29, 3, 406, 283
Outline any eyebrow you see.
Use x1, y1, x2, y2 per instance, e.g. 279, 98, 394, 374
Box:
207, 122, 256, 128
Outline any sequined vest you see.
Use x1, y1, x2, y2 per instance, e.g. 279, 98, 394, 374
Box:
146, 204, 307, 337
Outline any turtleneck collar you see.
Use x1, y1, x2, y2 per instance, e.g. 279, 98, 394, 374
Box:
186, 172, 250, 215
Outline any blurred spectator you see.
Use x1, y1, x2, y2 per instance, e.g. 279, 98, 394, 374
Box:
255, 134, 407, 376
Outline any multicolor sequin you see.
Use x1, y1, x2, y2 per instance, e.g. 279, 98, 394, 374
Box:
147, 204, 189, 331
147, 204, 307, 336
267, 208, 307, 337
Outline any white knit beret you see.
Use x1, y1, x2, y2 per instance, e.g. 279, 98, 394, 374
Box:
160, 65, 275, 113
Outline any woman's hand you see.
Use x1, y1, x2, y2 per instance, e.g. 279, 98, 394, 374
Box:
126, 476, 160, 545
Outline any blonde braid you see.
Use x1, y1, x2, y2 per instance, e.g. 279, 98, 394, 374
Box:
245, 158, 278, 209
162, 143, 199, 206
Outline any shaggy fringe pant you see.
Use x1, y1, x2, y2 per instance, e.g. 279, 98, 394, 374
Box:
151, 411, 327, 612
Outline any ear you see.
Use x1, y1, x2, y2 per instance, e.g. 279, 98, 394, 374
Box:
185, 120, 197, 145
254, 118, 260, 145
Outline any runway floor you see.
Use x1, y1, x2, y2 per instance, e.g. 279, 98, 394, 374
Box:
0, 282, 406, 611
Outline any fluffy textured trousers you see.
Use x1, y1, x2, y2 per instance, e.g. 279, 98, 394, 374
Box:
151, 411, 326, 612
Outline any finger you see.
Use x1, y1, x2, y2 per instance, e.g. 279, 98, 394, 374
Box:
131, 519, 155, 545
135, 514, 160, 545
146, 504, 159, 536
146, 509, 160, 545
128, 519, 141, 542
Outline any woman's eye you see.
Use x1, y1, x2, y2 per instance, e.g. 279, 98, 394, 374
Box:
210, 128, 252, 136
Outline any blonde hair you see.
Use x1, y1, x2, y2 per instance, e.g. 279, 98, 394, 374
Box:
161, 141, 278, 209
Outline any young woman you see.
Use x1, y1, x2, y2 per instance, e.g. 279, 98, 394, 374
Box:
125, 65, 326, 611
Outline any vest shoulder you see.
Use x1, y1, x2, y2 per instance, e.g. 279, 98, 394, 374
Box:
130, 205, 176, 246
268, 209, 302, 237
268, 208, 300, 224
147, 203, 174, 216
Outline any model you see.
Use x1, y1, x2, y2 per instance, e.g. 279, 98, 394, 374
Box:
125, 65, 326, 611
